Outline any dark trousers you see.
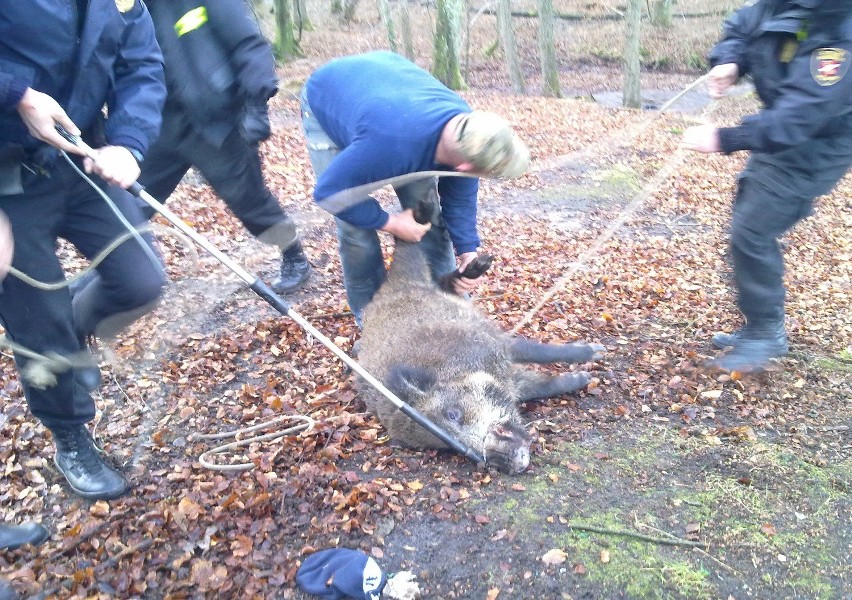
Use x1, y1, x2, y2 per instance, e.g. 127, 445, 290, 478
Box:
137, 113, 294, 241
0, 158, 164, 428
731, 135, 852, 324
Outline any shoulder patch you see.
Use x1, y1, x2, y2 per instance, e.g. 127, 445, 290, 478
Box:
116, 0, 135, 13
810, 47, 850, 86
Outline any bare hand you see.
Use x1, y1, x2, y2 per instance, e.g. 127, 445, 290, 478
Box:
682, 125, 722, 154
16, 88, 85, 156
381, 209, 431, 242
451, 251, 487, 294
0, 211, 13, 280
83, 146, 141, 189
707, 63, 739, 100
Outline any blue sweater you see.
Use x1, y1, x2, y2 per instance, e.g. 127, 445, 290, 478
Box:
306, 51, 481, 255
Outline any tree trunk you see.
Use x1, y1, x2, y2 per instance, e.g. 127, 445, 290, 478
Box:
623, 0, 641, 108
399, 0, 415, 60
273, 0, 300, 61
331, 0, 342, 14
342, 0, 360, 22
293, 0, 313, 31
379, 0, 398, 52
537, 0, 561, 98
497, 0, 525, 94
433, 0, 466, 90
651, 0, 673, 28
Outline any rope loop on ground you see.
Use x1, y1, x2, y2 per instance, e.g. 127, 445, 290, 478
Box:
194, 414, 316, 471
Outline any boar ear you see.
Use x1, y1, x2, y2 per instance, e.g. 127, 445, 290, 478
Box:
387, 364, 438, 398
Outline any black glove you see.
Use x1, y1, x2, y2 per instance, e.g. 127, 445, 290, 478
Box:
239, 103, 271, 144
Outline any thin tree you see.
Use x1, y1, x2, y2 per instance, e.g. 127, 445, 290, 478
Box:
497, 0, 525, 93
538, 0, 561, 97
651, 0, 673, 27
399, 0, 415, 60
623, 0, 641, 107
272, 0, 300, 60
433, 0, 466, 89
379, 0, 398, 52
293, 0, 312, 31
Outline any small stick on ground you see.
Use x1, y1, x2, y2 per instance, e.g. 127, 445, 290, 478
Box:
567, 523, 709, 548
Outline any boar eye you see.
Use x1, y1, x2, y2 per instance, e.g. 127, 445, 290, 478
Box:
445, 406, 464, 424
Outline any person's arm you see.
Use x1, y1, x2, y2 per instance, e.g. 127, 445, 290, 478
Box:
715, 40, 852, 155
436, 176, 480, 255
103, 0, 166, 161
85, 0, 165, 188
207, 0, 278, 144
707, 0, 765, 78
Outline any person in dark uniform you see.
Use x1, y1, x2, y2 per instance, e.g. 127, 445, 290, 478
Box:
0, 0, 167, 500
128, 0, 311, 293
0, 213, 52, 600
683, 0, 852, 372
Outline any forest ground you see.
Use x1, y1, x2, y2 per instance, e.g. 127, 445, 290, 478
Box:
1, 1, 850, 599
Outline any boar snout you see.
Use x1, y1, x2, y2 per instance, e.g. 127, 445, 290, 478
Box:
485, 420, 532, 474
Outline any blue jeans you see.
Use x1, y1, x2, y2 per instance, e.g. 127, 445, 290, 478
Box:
300, 87, 456, 325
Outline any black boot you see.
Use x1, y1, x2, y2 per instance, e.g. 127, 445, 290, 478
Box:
710, 320, 789, 373
0, 522, 49, 550
271, 242, 311, 294
51, 425, 128, 500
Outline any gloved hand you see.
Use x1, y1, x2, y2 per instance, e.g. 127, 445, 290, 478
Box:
239, 102, 271, 144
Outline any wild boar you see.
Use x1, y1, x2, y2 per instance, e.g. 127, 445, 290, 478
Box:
356, 241, 603, 474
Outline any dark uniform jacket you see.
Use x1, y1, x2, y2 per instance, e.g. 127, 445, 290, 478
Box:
711, 0, 852, 155
145, 0, 278, 147
0, 0, 165, 158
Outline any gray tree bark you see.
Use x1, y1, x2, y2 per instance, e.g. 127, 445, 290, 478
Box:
399, 0, 415, 60
273, 0, 300, 60
623, 0, 641, 108
537, 0, 561, 97
651, 0, 673, 28
379, 0, 398, 52
433, 0, 466, 90
293, 0, 312, 31
498, 0, 525, 94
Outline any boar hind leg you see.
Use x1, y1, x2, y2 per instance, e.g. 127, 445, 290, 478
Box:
510, 338, 604, 365
514, 370, 591, 402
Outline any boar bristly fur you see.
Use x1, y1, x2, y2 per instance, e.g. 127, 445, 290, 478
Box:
357, 241, 600, 473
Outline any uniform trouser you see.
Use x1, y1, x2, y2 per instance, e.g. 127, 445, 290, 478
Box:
299, 87, 456, 325
136, 115, 297, 250
0, 159, 165, 428
730, 136, 852, 324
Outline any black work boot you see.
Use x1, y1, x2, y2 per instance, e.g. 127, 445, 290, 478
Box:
271, 241, 311, 294
710, 320, 789, 373
0, 521, 49, 550
51, 425, 128, 500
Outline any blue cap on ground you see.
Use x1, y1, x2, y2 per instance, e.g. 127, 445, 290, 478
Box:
296, 548, 386, 600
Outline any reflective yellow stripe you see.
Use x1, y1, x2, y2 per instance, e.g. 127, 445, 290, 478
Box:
174, 6, 208, 37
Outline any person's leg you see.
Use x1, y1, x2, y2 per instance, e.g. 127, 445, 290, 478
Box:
335, 218, 386, 327
189, 128, 309, 292
63, 178, 165, 344
394, 178, 457, 282
301, 86, 382, 322
134, 122, 193, 219
0, 169, 127, 500
711, 174, 809, 370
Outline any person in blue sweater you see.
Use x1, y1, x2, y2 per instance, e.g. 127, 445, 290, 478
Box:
301, 51, 530, 326
0, 0, 166, 500
683, 0, 852, 373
